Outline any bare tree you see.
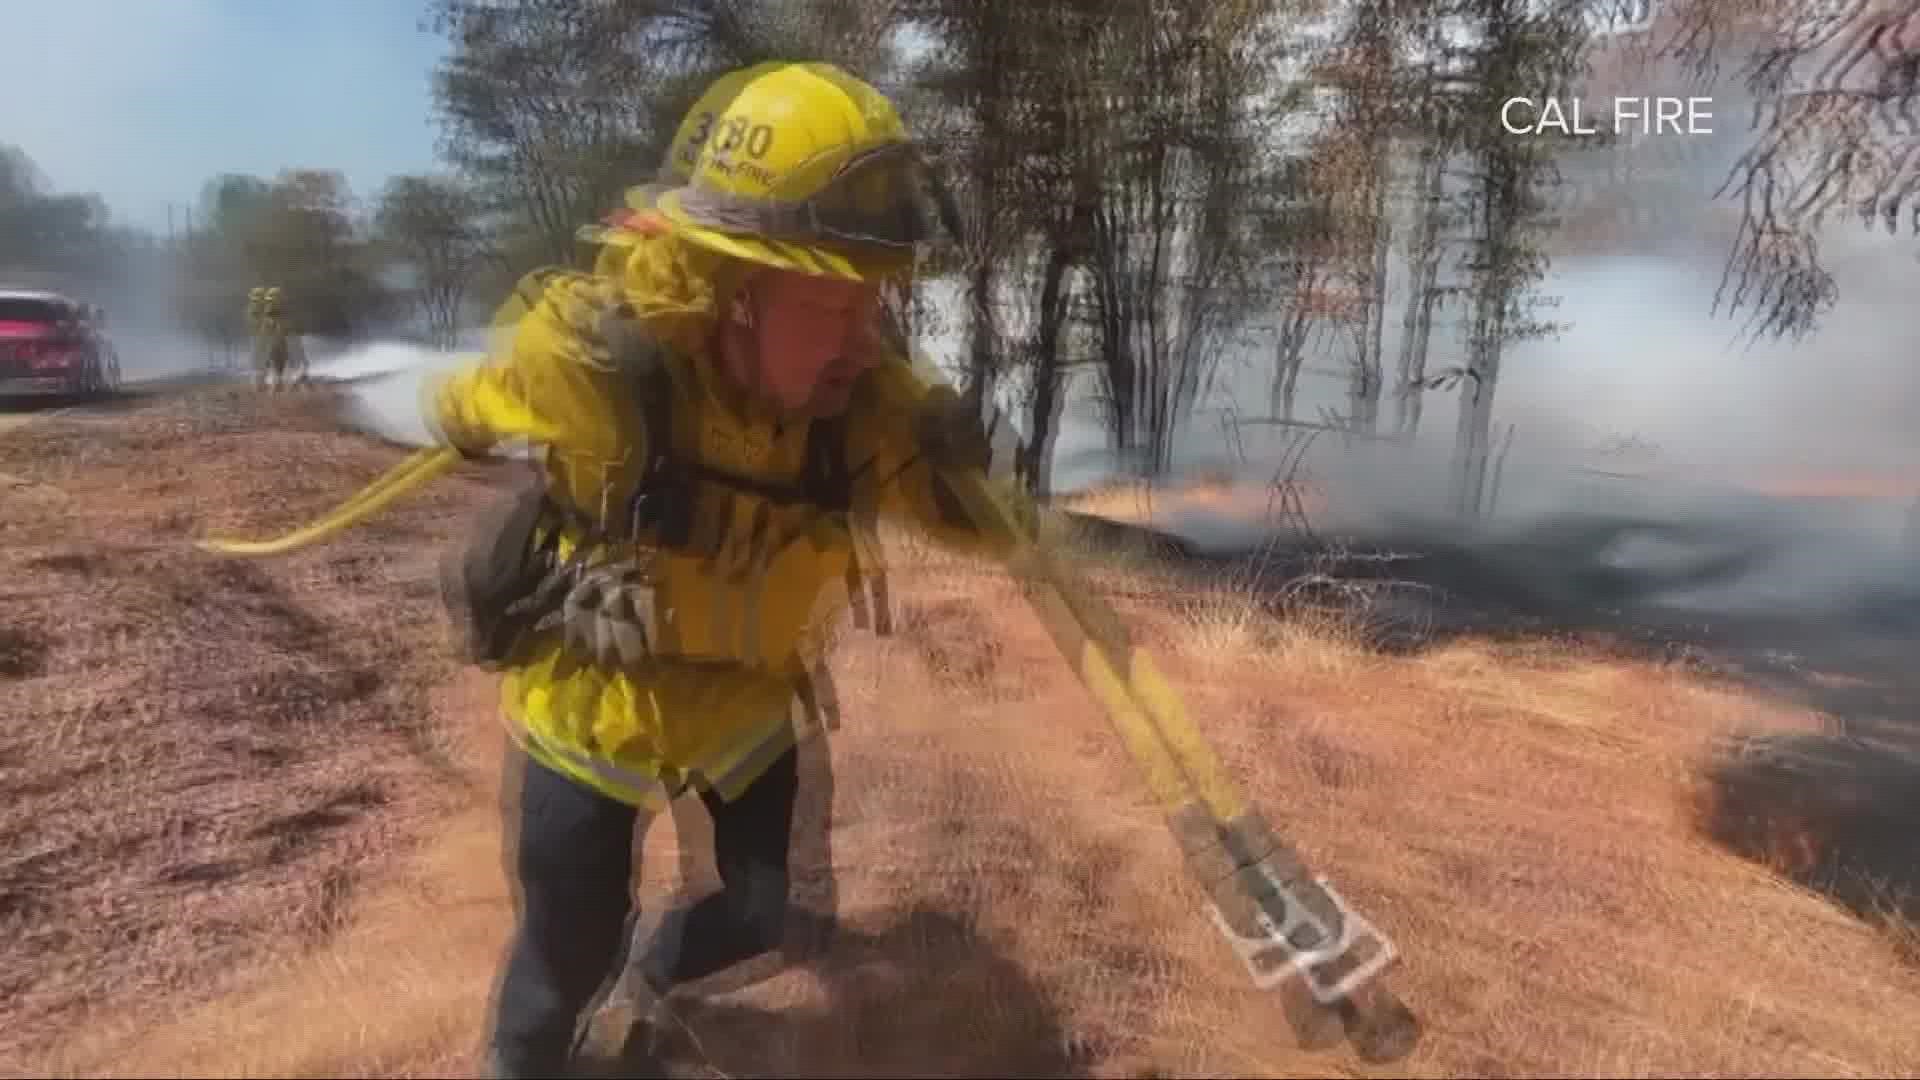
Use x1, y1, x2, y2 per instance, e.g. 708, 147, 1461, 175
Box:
426, 0, 662, 269
1072, 0, 1295, 473
900, 0, 1064, 431
1652, 0, 1918, 339
905, 0, 1116, 491
1393, 1, 1462, 440
1444, 0, 1592, 517
375, 175, 493, 347
1310, 0, 1407, 434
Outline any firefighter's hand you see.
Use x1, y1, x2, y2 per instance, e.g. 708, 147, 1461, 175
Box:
915, 385, 992, 473
433, 420, 493, 461
449, 435, 494, 463
420, 373, 495, 461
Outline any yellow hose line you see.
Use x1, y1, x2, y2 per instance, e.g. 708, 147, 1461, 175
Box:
196, 447, 463, 557
948, 471, 1249, 823
197, 441, 1248, 829
197, 438, 1246, 828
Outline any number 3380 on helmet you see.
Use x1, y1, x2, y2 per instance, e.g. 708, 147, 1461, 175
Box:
642, 62, 960, 283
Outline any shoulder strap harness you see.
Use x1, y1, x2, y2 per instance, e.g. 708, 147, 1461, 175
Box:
550, 359, 892, 732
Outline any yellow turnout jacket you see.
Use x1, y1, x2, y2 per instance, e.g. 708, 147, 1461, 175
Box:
426, 270, 1007, 808
249, 304, 295, 373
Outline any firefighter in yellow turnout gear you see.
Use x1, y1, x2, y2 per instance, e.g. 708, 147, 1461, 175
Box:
419, 63, 1004, 1078
196, 60, 1421, 1074
246, 286, 305, 389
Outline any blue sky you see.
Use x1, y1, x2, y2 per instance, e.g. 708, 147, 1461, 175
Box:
5, 0, 447, 234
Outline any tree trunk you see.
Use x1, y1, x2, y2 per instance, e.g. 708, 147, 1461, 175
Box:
1454, 157, 1520, 520
1360, 149, 1392, 432
963, 255, 997, 420
960, 8, 1011, 422
1347, 327, 1372, 432
1396, 129, 1447, 439
1452, 305, 1503, 518
1090, 208, 1136, 454
1271, 305, 1308, 421
1017, 245, 1076, 497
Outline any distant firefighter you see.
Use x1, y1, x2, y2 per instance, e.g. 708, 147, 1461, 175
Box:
246, 286, 305, 389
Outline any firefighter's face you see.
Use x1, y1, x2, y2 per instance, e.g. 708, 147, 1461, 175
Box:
735, 270, 881, 417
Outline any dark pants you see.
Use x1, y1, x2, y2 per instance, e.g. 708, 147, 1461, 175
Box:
487, 743, 809, 1075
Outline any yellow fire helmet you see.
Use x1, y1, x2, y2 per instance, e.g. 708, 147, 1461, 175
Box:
646, 61, 953, 281
575, 61, 788, 257
656, 61, 791, 199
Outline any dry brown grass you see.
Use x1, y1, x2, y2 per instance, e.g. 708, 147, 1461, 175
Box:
0, 388, 513, 1074
7, 388, 1920, 1078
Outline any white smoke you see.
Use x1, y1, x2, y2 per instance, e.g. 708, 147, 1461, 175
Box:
312, 338, 480, 449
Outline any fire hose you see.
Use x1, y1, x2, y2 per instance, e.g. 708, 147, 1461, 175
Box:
939, 470, 1420, 1063
197, 446, 1421, 1064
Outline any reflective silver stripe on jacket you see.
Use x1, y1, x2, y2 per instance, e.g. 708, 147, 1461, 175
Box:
701, 720, 801, 802
517, 722, 683, 809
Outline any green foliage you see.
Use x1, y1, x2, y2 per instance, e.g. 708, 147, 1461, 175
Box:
0, 144, 121, 284
173, 169, 392, 354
